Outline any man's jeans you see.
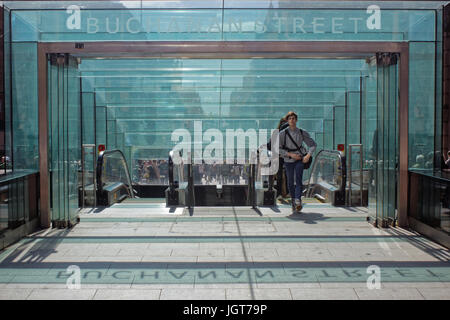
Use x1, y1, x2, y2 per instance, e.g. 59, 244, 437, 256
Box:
284, 160, 305, 201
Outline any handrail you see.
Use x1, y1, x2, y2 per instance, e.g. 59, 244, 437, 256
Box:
247, 150, 258, 208
168, 150, 176, 192
409, 169, 450, 183
306, 149, 346, 198
96, 149, 134, 200
0, 170, 38, 184
168, 149, 185, 191
167, 149, 194, 207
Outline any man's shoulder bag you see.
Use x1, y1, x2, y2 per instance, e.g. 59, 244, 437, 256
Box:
285, 129, 313, 170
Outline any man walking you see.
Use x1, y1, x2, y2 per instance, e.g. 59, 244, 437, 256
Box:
279, 111, 317, 213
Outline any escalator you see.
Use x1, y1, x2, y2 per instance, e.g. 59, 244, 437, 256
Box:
165, 148, 353, 207
89, 147, 358, 208
81, 149, 135, 206
165, 149, 275, 207
305, 150, 347, 206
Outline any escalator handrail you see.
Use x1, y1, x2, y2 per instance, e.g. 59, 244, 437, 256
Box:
306, 149, 347, 198
168, 149, 181, 191
96, 149, 134, 199
168, 149, 194, 207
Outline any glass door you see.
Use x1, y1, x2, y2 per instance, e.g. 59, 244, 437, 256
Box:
48, 54, 81, 227
374, 53, 399, 226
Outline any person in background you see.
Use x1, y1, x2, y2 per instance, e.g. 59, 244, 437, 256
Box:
412, 154, 425, 169
445, 151, 450, 168
267, 116, 289, 198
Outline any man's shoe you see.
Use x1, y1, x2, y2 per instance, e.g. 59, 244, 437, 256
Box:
295, 199, 303, 212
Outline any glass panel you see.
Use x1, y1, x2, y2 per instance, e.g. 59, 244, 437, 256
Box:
3, 8, 12, 174
364, 58, 378, 220
2, 1, 447, 10
409, 42, 436, 170
48, 55, 80, 224
375, 58, 398, 224
81, 145, 96, 205
0, 185, 7, 230
434, 8, 443, 170
95, 106, 106, 149
10, 8, 436, 42
387, 62, 398, 221
0, 172, 42, 234
9, 179, 17, 224
347, 91, 361, 146
409, 171, 450, 235
48, 60, 60, 221
11, 42, 38, 170
333, 106, 346, 150
78, 58, 369, 187
82, 92, 95, 145
347, 145, 365, 206
107, 119, 117, 149
67, 57, 81, 222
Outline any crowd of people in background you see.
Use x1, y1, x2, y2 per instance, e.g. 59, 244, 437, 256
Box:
133, 160, 252, 185
410, 150, 450, 170
134, 160, 166, 184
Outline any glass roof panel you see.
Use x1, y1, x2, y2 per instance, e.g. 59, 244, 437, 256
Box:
2, 1, 449, 10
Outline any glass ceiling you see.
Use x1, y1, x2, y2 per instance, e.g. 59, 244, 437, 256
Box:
2, 0, 450, 10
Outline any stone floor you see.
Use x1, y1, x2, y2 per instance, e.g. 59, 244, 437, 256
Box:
0, 200, 449, 300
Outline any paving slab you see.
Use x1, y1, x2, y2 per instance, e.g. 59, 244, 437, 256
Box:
355, 288, 424, 300
141, 256, 197, 263
86, 256, 143, 262
0, 288, 33, 299
131, 283, 195, 289
160, 288, 226, 300
27, 288, 97, 300
290, 288, 359, 300
1, 282, 71, 289
93, 289, 161, 300
256, 282, 321, 289
226, 288, 292, 300
417, 288, 450, 300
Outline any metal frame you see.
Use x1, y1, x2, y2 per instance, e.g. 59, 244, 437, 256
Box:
37, 41, 410, 228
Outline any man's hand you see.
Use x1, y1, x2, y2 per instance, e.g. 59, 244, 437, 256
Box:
288, 153, 302, 161
302, 153, 311, 163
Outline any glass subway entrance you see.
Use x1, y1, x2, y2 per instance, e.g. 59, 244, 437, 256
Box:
2, 1, 445, 232
44, 49, 401, 228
